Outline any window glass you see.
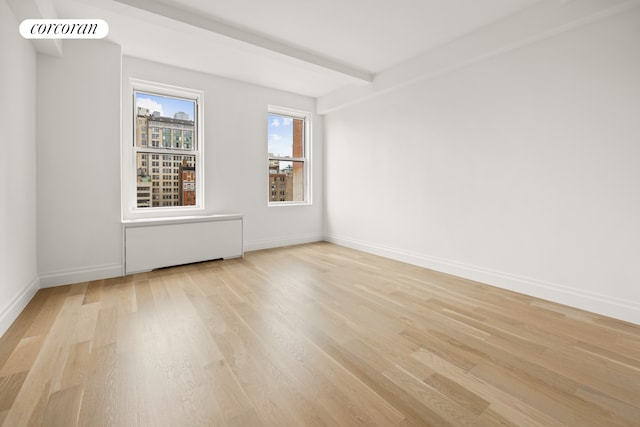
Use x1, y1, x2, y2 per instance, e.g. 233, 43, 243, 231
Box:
134, 90, 199, 209
267, 108, 310, 204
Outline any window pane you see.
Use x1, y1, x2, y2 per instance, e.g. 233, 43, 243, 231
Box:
184, 130, 193, 149
137, 153, 196, 208
268, 113, 303, 158
135, 92, 196, 150
268, 160, 304, 202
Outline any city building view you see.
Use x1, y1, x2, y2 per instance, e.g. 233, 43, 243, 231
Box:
134, 93, 197, 208
268, 159, 294, 202
135, 101, 306, 206
268, 113, 305, 202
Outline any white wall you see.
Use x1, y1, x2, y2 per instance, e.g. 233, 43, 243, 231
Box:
37, 40, 123, 287
324, 10, 640, 324
1, 28, 323, 331
122, 56, 323, 251
0, 0, 39, 335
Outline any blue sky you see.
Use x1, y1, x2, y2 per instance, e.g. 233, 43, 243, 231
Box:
136, 92, 195, 120
268, 113, 293, 157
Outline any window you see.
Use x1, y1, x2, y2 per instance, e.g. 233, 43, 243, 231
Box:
267, 106, 311, 205
126, 79, 204, 215
162, 129, 171, 148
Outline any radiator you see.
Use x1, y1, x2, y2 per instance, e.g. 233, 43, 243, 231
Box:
123, 214, 243, 274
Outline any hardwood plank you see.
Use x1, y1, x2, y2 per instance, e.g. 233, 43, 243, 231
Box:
2, 293, 82, 426
423, 373, 489, 416
59, 340, 91, 391
226, 408, 265, 427
0, 372, 28, 413
410, 347, 566, 426
230, 295, 403, 426
75, 343, 118, 426
23, 287, 70, 338
81, 280, 103, 305
0, 242, 638, 426
203, 359, 253, 423
0, 291, 51, 369
42, 385, 82, 427
25, 379, 52, 427
0, 335, 45, 377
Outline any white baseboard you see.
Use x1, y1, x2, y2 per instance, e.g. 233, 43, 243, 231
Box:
245, 233, 324, 253
0, 275, 39, 337
325, 233, 640, 326
39, 264, 123, 288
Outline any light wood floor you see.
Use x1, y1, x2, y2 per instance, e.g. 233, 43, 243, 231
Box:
1, 243, 639, 426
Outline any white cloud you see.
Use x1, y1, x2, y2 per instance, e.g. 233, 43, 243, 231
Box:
137, 97, 163, 116
270, 118, 280, 127
282, 118, 293, 126
271, 134, 282, 141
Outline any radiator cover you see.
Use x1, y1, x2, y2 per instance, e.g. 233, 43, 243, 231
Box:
123, 214, 243, 274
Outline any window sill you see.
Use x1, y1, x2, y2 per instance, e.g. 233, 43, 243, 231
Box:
267, 202, 312, 207
122, 213, 243, 227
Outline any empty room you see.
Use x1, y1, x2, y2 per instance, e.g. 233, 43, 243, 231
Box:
1, 0, 639, 425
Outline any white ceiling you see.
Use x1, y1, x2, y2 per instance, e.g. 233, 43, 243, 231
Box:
50, 0, 543, 97
139, 0, 541, 74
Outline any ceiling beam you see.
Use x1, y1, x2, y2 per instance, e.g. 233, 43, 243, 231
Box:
317, 0, 640, 114
7, 0, 62, 56
113, 0, 373, 84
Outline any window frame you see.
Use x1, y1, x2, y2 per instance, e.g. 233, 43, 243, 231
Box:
267, 105, 312, 207
124, 79, 205, 219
